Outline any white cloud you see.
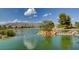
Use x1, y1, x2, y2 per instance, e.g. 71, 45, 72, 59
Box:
49, 13, 52, 15
43, 13, 52, 17
24, 8, 37, 16
33, 15, 38, 17
0, 22, 7, 25
43, 14, 49, 17
11, 19, 24, 23
31, 20, 42, 23
12, 19, 30, 23
0, 21, 12, 25
35, 21, 42, 23
0, 18, 41, 25
12, 19, 18, 23
22, 20, 30, 23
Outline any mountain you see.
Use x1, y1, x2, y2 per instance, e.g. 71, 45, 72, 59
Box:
5, 22, 41, 28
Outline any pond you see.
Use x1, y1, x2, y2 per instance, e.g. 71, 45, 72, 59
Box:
0, 28, 79, 50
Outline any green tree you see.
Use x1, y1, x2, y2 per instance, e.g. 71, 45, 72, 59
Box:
7, 30, 15, 37
75, 22, 79, 28
40, 20, 54, 31
8, 25, 12, 29
0, 25, 2, 29
57, 24, 62, 28
2, 25, 6, 29
58, 13, 72, 29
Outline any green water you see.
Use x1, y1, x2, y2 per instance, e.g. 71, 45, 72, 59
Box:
0, 28, 79, 50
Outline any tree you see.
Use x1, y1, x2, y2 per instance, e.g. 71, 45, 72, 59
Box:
75, 22, 79, 28
7, 30, 15, 37
1, 25, 7, 29
57, 24, 62, 28
8, 25, 12, 29
0, 25, 2, 29
40, 20, 54, 31
58, 13, 72, 29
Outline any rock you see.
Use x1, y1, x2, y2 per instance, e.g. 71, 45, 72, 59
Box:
37, 31, 57, 36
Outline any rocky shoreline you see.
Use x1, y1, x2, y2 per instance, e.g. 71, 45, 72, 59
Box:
37, 31, 57, 36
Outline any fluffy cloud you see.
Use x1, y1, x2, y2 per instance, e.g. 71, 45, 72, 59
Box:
43, 14, 49, 17
0, 22, 7, 25
33, 15, 38, 17
12, 19, 18, 23
49, 13, 52, 15
35, 21, 42, 23
43, 13, 52, 17
24, 8, 37, 16
0, 21, 12, 25
11, 19, 30, 23
0, 19, 31, 25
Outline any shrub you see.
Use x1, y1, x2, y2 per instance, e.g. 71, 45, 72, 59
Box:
7, 30, 15, 37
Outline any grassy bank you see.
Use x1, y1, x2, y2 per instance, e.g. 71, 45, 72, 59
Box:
0, 29, 16, 39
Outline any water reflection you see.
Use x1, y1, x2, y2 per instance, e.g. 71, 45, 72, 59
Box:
38, 36, 53, 50
60, 35, 72, 49
23, 36, 37, 50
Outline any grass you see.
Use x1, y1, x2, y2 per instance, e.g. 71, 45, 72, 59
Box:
0, 29, 16, 40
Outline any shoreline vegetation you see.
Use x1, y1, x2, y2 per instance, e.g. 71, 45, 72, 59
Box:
0, 29, 15, 40
37, 13, 79, 37
0, 13, 79, 39
0, 26, 79, 40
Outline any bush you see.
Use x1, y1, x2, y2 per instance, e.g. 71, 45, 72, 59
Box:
0, 30, 6, 35
40, 20, 54, 31
7, 30, 15, 37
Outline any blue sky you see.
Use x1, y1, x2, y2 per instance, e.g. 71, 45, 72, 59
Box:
0, 8, 79, 24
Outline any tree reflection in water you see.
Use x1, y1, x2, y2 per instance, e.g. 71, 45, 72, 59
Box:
23, 35, 38, 50
60, 35, 72, 49
38, 36, 53, 50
